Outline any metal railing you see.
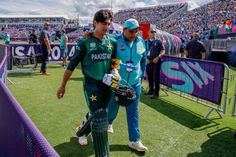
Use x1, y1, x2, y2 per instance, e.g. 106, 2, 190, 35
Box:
232, 83, 236, 116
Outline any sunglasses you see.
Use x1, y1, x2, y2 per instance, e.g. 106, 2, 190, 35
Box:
128, 29, 138, 34
150, 31, 156, 33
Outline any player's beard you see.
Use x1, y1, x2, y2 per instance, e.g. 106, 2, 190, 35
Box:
102, 29, 108, 35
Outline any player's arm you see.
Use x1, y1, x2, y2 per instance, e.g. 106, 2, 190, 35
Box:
103, 39, 121, 88
57, 40, 86, 99
57, 70, 73, 99
111, 39, 120, 70
110, 39, 121, 87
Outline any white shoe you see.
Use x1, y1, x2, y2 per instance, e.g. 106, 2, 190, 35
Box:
78, 135, 88, 146
128, 140, 148, 152
107, 124, 114, 133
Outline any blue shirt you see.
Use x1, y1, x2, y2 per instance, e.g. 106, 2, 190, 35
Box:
60, 34, 67, 47
111, 34, 147, 86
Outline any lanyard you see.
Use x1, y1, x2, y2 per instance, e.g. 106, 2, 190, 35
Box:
147, 39, 156, 51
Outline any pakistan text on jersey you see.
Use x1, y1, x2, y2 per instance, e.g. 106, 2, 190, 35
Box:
91, 53, 112, 61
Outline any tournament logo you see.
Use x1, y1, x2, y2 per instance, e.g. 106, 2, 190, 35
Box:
90, 42, 96, 48
137, 46, 143, 52
120, 44, 125, 51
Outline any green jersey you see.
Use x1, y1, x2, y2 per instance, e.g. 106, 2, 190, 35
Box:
67, 34, 117, 80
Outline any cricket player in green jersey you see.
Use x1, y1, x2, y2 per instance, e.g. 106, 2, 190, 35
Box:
57, 9, 120, 157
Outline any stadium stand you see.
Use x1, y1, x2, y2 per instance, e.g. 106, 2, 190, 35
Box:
113, 2, 188, 25
0, 15, 79, 41
156, 0, 236, 38
113, 0, 236, 39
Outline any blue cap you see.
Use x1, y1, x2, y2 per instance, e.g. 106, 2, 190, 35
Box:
123, 18, 139, 29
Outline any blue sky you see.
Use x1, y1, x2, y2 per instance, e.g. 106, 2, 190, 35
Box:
0, 0, 213, 24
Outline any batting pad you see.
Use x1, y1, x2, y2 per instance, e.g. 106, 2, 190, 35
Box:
91, 108, 109, 157
76, 112, 92, 137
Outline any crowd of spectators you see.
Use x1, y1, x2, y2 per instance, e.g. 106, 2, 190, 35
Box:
113, 2, 187, 24
0, 17, 65, 24
113, 0, 236, 39
0, 16, 79, 41
156, 0, 236, 37
0, 24, 62, 41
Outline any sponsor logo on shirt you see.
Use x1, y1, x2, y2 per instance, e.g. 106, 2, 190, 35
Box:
120, 44, 125, 51
90, 42, 96, 48
91, 53, 111, 60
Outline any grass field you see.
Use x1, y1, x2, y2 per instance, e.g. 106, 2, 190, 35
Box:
7, 63, 236, 157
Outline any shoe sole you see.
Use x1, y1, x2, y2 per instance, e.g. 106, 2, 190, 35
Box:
128, 143, 146, 152
78, 138, 88, 147
108, 130, 114, 133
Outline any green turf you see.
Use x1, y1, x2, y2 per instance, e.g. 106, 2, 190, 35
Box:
7, 63, 236, 157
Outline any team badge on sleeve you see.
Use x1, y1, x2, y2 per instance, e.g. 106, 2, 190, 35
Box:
90, 42, 96, 48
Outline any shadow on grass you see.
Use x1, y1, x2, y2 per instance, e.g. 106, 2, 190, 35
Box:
110, 144, 145, 156
8, 71, 41, 77
46, 63, 65, 68
187, 127, 236, 157
140, 94, 219, 130
54, 137, 146, 157
54, 137, 94, 157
